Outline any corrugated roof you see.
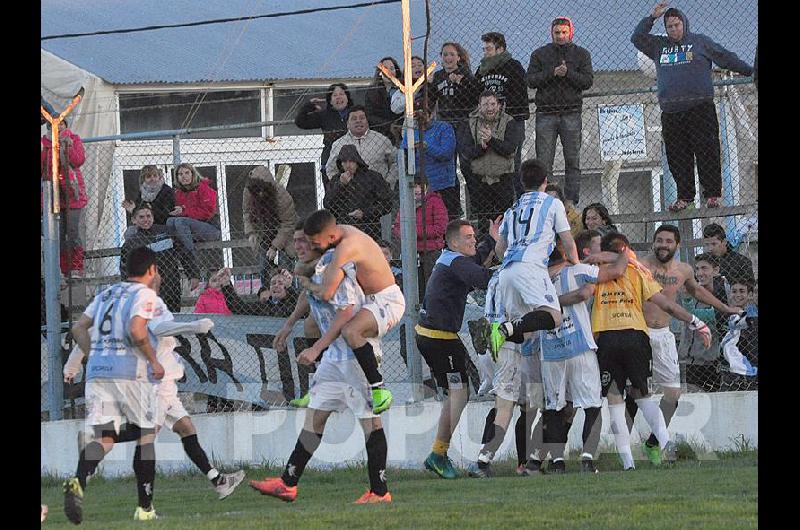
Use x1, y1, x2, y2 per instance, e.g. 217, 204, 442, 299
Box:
41, 0, 757, 85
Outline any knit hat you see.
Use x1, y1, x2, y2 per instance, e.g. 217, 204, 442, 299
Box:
551, 16, 574, 41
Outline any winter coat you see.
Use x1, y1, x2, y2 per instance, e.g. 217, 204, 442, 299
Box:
294, 102, 351, 171
194, 288, 232, 315
175, 178, 219, 225
326, 130, 398, 187
365, 82, 403, 141
400, 120, 457, 192
131, 185, 175, 226
242, 165, 297, 257
717, 246, 755, 284
428, 65, 481, 125
392, 191, 447, 252
119, 225, 186, 312
475, 52, 530, 120
631, 8, 752, 113
41, 129, 87, 209
457, 110, 522, 182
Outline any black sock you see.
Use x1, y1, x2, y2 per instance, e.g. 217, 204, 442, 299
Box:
351, 342, 383, 387
515, 409, 528, 466
117, 423, 141, 444
528, 414, 544, 461
76, 441, 106, 489
582, 407, 602, 457
506, 311, 557, 338
479, 424, 506, 463
281, 430, 322, 487
481, 408, 497, 444
365, 429, 388, 496
543, 410, 568, 460
133, 443, 156, 509
181, 434, 213, 476
647, 396, 680, 447
625, 393, 638, 433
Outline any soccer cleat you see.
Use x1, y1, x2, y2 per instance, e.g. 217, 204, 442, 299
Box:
63, 477, 84, 525
486, 323, 507, 360
515, 462, 528, 476
581, 457, 599, 474
372, 388, 393, 414
548, 459, 567, 474
133, 505, 158, 521
642, 441, 662, 466
424, 452, 458, 479
466, 462, 494, 478
520, 459, 545, 477
215, 470, 246, 500
289, 393, 310, 408
249, 477, 297, 502
354, 491, 393, 504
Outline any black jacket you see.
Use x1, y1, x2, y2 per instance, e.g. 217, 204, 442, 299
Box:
718, 247, 755, 284
475, 56, 530, 120
364, 84, 403, 142
428, 66, 481, 125
294, 103, 350, 172
129, 185, 175, 226
221, 284, 296, 318
120, 225, 186, 312
527, 42, 594, 114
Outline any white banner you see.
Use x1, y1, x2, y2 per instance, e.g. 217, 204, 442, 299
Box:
597, 104, 647, 161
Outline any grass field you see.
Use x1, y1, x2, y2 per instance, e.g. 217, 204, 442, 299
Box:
41, 451, 757, 529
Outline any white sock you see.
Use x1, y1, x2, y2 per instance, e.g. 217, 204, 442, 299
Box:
207, 469, 220, 482
636, 398, 669, 447
609, 403, 635, 469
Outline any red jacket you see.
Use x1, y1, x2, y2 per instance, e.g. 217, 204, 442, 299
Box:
393, 192, 447, 252
41, 129, 87, 209
194, 288, 232, 315
175, 178, 218, 221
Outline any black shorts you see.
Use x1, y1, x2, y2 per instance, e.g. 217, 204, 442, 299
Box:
416, 334, 469, 391
596, 330, 652, 397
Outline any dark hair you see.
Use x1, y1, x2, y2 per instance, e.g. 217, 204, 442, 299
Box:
581, 203, 614, 230
126, 246, 157, 278
702, 223, 727, 241
600, 231, 630, 253
481, 31, 506, 50
374, 56, 402, 83
694, 253, 720, 268
325, 83, 353, 108
575, 229, 601, 257
440, 42, 471, 71
478, 89, 498, 102
729, 279, 755, 293
544, 183, 565, 202
347, 105, 368, 124
445, 219, 473, 246
654, 224, 681, 243
295, 219, 306, 231
304, 209, 336, 236
520, 159, 548, 190
664, 8, 683, 21
132, 203, 153, 216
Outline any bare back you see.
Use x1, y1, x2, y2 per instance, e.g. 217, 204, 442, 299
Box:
331, 225, 395, 295
642, 254, 693, 329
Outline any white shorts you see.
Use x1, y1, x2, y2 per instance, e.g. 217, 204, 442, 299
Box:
85, 379, 156, 432
308, 359, 377, 419
541, 350, 602, 411
649, 327, 681, 389
491, 344, 543, 409
363, 284, 405, 337
497, 262, 561, 320
154, 380, 190, 431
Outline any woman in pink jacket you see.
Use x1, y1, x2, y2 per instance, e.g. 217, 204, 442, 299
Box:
167, 163, 221, 288
194, 269, 232, 315
41, 122, 87, 276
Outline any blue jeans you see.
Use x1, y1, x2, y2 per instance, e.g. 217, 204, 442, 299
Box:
166, 217, 221, 252
535, 112, 582, 204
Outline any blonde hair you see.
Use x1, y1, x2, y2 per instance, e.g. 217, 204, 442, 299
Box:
174, 163, 202, 191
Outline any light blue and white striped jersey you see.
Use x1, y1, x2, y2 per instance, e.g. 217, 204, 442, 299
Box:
483, 269, 504, 323
148, 296, 184, 382
307, 249, 376, 362
84, 282, 158, 381
541, 264, 599, 361
499, 191, 570, 270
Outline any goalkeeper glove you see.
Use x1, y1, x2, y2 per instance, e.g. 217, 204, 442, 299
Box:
688, 315, 712, 349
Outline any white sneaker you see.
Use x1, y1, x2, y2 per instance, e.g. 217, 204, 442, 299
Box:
214, 470, 246, 500
133, 505, 158, 521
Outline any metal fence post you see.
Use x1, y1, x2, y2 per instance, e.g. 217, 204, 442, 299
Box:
43, 183, 64, 421
397, 148, 422, 402
173, 135, 181, 167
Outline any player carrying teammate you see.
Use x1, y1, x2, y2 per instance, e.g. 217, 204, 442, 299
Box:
301, 209, 406, 414
250, 247, 391, 503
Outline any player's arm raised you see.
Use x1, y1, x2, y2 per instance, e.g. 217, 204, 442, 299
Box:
683, 265, 742, 314
595, 250, 629, 283
648, 292, 712, 348
297, 304, 356, 365
129, 316, 164, 380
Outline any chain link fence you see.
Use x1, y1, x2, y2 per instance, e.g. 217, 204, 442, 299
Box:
41, 1, 757, 421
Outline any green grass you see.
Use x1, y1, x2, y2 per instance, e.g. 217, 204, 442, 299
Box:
41, 452, 757, 529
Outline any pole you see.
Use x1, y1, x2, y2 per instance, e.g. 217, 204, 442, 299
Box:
173, 135, 182, 167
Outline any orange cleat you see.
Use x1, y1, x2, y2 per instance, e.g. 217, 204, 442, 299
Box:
353, 490, 393, 504
249, 477, 297, 502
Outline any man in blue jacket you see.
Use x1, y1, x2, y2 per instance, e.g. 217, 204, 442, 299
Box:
631, 3, 753, 212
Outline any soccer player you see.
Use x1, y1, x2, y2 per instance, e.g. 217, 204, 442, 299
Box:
632, 225, 741, 464
588, 232, 712, 470
301, 209, 406, 414
416, 219, 496, 479
536, 231, 628, 474
250, 249, 391, 504
63, 246, 165, 524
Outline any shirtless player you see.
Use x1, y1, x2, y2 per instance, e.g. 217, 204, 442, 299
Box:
300, 209, 405, 414
635, 225, 741, 464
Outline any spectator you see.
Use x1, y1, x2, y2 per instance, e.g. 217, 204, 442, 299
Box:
121, 165, 175, 235
725, 279, 758, 381
702, 223, 755, 284
325, 105, 398, 189
729, 279, 758, 318
581, 202, 618, 236
390, 56, 429, 116
475, 32, 530, 197
242, 165, 297, 285
41, 119, 87, 277
457, 91, 522, 228
365, 57, 404, 143
400, 104, 460, 217
393, 181, 448, 297
120, 204, 187, 313
429, 42, 480, 126
632, 3, 753, 211
194, 268, 232, 315
294, 83, 353, 182
377, 239, 403, 286
545, 183, 582, 236
323, 144, 392, 240
218, 268, 297, 318
527, 17, 594, 206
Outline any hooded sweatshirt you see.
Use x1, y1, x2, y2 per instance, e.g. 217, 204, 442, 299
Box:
631, 8, 753, 113
475, 51, 530, 120
242, 165, 297, 257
